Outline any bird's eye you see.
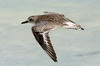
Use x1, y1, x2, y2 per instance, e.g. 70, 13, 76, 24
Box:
29, 19, 34, 21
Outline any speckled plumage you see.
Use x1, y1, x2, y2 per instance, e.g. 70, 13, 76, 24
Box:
21, 12, 84, 62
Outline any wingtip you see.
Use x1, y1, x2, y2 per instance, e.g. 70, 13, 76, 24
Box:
81, 27, 84, 30
54, 59, 58, 62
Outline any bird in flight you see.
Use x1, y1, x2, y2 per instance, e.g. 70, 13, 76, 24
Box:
21, 12, 84, 62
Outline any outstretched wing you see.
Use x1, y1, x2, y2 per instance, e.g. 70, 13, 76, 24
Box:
32, 27, 57, 62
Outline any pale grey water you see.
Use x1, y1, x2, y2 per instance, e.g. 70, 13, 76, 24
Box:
0, 0, 100, 66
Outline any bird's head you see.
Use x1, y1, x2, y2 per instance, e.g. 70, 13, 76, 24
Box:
21, 16, 37, 24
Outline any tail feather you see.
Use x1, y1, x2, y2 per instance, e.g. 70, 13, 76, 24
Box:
63, 22, 84, 30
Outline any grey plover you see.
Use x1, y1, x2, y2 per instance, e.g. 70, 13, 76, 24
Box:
21, 12, 84, 62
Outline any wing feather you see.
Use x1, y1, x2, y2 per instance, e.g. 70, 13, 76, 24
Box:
32, 27, 57, 62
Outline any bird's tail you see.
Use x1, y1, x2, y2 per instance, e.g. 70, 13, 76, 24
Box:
75, 24, 84, 30
63, 22, 84, 30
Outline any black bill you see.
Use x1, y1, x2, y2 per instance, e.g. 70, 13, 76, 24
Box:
21, 21, 28, 24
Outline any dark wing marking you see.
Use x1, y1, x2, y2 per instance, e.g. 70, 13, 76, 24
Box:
32, 27, 57, 62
